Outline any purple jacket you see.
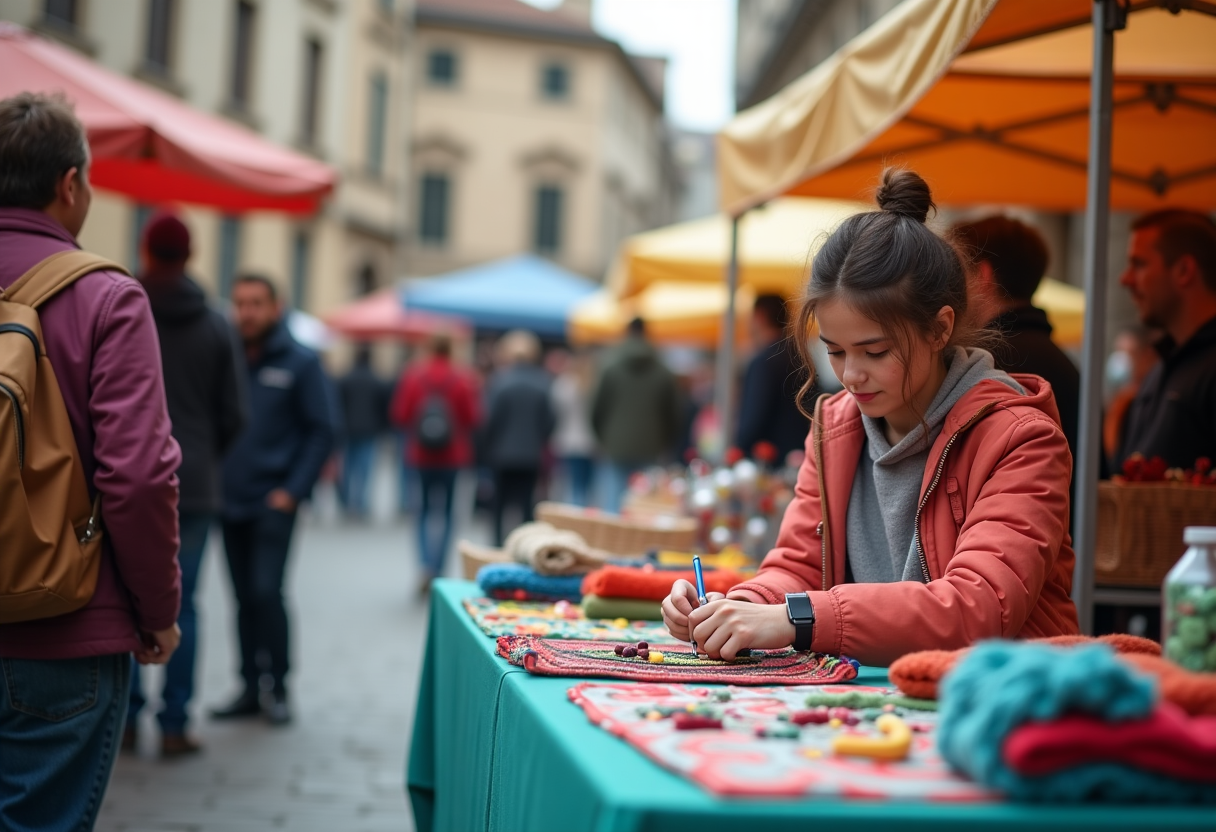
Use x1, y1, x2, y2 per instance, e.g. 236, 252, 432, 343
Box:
0, 209, 181, 659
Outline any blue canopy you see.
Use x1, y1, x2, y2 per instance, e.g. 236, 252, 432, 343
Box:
402, 254, 598, 337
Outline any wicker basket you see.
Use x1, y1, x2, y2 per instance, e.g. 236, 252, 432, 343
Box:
535, 501, 697, 556
458, 540, 510, 581
1095, 482, 1216, 587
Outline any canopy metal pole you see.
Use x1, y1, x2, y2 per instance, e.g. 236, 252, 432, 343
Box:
1073, 0, 1125, 634
714, 215, 741, 463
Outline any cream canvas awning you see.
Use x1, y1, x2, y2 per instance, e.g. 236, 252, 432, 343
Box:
718, 0, 1216, 215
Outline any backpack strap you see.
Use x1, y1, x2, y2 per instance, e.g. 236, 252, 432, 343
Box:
2, 250, 130, 309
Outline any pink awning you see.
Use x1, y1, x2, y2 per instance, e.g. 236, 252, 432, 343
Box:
322, 288, 471, 342
0, 24, 336, 213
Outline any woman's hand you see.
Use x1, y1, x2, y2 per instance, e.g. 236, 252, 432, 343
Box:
661, 579, 724, 642
688, 600, 796, 660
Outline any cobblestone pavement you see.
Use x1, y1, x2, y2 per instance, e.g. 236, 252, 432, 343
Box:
97, 463, 482, 832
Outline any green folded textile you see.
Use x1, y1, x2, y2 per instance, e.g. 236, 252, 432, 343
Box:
581, 594, 664, 622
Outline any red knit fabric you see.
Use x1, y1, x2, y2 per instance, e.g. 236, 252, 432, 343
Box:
1004, 702, 1216, 783
580, 566, 742, 602
887, 634, 1163, 701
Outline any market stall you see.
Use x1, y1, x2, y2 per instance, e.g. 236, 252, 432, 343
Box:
714, 0, 1216, 630
321, 286, 470, 342
407, 581, 1216, 832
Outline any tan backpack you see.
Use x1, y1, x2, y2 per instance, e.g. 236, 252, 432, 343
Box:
0, 250, 127, 624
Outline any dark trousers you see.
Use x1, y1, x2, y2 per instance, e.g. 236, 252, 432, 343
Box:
417, 468, 457, 577
130, 511, 212, 733
222, 509, 298, 695
492, 467, 539, 546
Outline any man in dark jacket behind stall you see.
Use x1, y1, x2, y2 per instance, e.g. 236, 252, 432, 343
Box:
0, 93, 181, 830
591, 317, 681, 513
213, 275, 338, 726
953, 216, 1081, 462
735, 294, 810, 462
483, 330, 555, 545
126, 213, 246, 757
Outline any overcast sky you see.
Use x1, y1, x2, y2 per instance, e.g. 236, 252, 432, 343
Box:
523, 0, 737, 133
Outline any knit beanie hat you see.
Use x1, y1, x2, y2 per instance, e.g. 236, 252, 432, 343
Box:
143, 212, 191, 263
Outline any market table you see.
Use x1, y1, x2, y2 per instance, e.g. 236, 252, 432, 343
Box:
407, 580, 1215, 832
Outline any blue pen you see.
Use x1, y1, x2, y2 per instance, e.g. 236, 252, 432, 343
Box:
691, 555, 707, 653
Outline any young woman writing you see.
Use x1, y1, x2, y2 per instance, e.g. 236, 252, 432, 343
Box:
662, 169, 1081, 666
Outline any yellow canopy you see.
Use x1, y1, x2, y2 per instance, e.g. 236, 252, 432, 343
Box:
718, 0, 1216, 215
569, 282, 755, 346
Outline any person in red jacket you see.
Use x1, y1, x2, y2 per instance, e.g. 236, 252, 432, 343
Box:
391, 335, 479, 594
663, 169, 1080, 667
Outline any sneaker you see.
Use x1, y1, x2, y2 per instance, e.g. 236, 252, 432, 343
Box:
264, 692, 292, 727
160, 733, 203, 758
209, 691, 261, 720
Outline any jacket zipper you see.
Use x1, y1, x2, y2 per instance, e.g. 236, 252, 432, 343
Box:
813, 394, 832, 591
0, 382, 25, 469
912, 402, 997, 582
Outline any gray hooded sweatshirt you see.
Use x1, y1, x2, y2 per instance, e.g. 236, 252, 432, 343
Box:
845, 347, 1023, 584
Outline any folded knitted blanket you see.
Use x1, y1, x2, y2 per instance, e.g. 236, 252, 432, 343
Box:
1004, 702, 1216, 784
477, 563, 584, 603
581, 565, 743, 602
938, 641, 1216, 802
888, 633, 1160, 700
504, 522, 612, 576
1119, 652, 1216, 716
580, 594, 663, 622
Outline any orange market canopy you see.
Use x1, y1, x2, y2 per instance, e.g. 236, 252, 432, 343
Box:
0, 24, 336, 213
718, 0, 1216, 215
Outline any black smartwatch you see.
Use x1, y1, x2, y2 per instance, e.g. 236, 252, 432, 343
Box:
785, 593, 815, 651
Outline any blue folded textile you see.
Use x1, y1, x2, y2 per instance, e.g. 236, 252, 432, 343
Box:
476, 563, 584, 603
939, 640, 1216, 803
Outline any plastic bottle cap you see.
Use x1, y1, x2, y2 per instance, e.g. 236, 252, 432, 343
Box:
1183, 526, 1216, 545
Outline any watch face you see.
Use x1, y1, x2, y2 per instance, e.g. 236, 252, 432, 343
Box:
786, 593, 814, 621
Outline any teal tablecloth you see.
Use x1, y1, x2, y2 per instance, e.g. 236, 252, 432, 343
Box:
407, 580, 1216, 832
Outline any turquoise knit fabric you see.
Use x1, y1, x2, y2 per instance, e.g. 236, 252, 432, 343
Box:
476, 563, 584, 602
938, 641, 1216, 802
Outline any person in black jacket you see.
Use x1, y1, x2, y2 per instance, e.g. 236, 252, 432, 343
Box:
483, 330, 555, 545
214, 275, 338, 726
128, 213, 246, 756
1114, 209, 1216, 470
953, 216, 1080, 463
337, 345, 391, 519
735, 294, 810, 462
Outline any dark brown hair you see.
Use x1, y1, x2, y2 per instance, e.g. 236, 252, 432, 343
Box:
952, 215, 1049, 302
794, 168, 982, 419
233, 273, 278, 301
0, 92, 89, 209
1132, 208, 1216, 293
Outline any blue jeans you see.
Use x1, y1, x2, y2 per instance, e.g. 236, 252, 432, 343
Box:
560, 455, 595, 507
340, 436, 378, 515
417, 468, 457, 577
598, 461, 640, 514
0, 653, 131, 832
129, 511, 210, 735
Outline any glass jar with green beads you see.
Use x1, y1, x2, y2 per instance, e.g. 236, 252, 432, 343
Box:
1163, 526, 1216, 671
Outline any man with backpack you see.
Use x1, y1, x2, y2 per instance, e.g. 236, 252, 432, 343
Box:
0, 93, 182, 830
391, 335, 479, 594
212, 274, 338, 727
126, 213, 247, 757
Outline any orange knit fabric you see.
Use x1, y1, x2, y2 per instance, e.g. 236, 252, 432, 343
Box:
887, 634, 1163, 701
580, 566, 743, 603
1121, 653, 1216, 716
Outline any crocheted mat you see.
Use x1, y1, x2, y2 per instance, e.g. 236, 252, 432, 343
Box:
498, 637, 858, 685
569, 683, 996, 799
463, 597, 675, 644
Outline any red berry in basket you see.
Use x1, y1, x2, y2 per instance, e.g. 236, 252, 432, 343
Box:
1122, 456, 1143, 480
1145, 456, 1169, 482
725, 447, 745, 466
753, 441, 778, 464
1197, 457, 1212, 475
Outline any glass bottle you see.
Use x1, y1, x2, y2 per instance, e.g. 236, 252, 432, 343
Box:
1162, 526, 1216, 672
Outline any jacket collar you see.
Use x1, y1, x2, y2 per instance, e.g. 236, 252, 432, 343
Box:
1155, 315, 1216, 365
0, 207, 78, 245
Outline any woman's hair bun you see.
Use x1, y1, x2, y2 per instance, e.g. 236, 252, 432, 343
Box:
875, 168, 935, 224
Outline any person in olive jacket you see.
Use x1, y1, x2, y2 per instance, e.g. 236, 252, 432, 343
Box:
590, 317, 681, 513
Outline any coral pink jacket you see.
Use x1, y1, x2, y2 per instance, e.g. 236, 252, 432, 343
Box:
729, 375, 1080, 666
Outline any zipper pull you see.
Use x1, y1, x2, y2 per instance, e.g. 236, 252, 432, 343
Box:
816, 521, 824, 537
